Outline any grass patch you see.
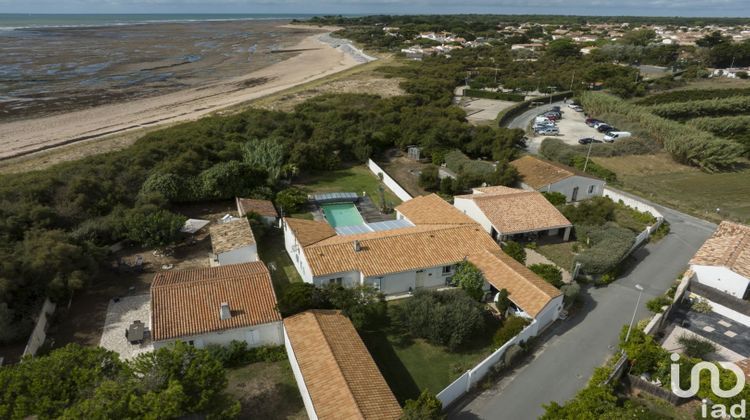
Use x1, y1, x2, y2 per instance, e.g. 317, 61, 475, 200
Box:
226, 360, 305, 420
296, 164, 402, 207
613, 203, 656, 233
256, 228, 301, 295
536, 242, 578, 272
360, 301, 497, 403
595, 153, 750, 224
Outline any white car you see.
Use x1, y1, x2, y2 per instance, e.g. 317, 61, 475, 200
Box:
567, 103, 580, 109
571, 105, 584, 112
537, 127, 560, 136
604, 131, 632, 142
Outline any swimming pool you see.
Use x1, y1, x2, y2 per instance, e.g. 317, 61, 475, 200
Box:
321, 202, 365, 228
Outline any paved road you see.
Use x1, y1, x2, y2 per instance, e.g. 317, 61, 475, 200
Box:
509, 101, 566, 154
450, 192, 716, 419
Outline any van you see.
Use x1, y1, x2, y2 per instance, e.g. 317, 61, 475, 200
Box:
604, 131, 632, 142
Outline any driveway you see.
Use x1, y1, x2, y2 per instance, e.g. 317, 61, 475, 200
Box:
449, 192, 716, 419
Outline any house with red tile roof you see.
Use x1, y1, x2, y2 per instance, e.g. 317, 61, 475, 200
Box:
150, 262, 282, 349
689, 221, 750, 299
510, 155, 605, 202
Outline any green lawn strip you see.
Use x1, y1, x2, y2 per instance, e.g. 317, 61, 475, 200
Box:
361, 301, 497, 403
256, 228, 301, 294
226, 360, 305, 419
536, 242, 578, 272
296, 165, 402, 207
612, 204, 655, 233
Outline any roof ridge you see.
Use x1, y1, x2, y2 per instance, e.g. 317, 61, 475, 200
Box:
152, 264, 269, 287
472, 190, 535, 200
308, 224, 478, 249
309, 311, 366, 419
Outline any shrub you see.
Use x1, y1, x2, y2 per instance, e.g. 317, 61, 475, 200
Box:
275, 187, 307, 214
398, 289, 486, 350
692, 298, 712, 313
529, 264, 564, 288
646, 296, 672, 313
635, 87, 750, 105
648, 95, 750, 121
541, 191, 566, 206
493, 316, 531, 348
502, 240, 526, 264
444, 150, 494, 177
121, 206, 186, 248
678, 335, 716, 359
452, 261, 486, 301
575, 223, 635, 275
495, 288, 510, 314
401, 390, 444, 420
419, 165, 440, 190
276, 283, 386, 329
562, 196, 616, 226
560, 283, 581, 305
204, 342, 286, 368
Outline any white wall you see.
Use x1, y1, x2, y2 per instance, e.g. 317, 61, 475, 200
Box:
689, 292, 750, 327
23, 298, 56, 357
284, 326, 319, 420
217, 244, 258, 266
692, 265, 750, 299
313, 271, 361, 289
367, 159, 413, 202
283, 222, 315, 283
154, 321, 283, 350
542, 176, 605, 202
533, 295, 564, 332
454, 197, 494, 234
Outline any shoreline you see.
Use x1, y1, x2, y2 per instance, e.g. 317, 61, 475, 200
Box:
0, 27, 373, 161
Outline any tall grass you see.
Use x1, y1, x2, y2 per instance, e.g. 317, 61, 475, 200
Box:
580, 92, 744, 172
634, 87, 750, 106
647, 96, 750, 121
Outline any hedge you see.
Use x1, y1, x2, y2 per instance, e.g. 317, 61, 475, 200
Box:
444, 150, 495, 176
464, 89, 524, 102
493, 316, 531, 347
579, 92, 744, 172
687, 115, 750, 156
634, 87, 750, 106
497, 91, 573, 127
647, 95, 750, 121
575, 223, 636, 275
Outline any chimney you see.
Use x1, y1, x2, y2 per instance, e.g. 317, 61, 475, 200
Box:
220, 302, 231, 320
353, 240, 361, 252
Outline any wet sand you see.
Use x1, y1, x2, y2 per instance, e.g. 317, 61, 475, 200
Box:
0, 23, 370, 160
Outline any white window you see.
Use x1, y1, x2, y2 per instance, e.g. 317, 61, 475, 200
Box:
588, 185, 595, 194
329, 277, 343, 285
442, 265, 453, 275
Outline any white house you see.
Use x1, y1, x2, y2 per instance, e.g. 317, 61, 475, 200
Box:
283, 194, 563, 329
510, 155, 605, 202
236, 197, 279, 226
284, 310, 402, 420
689, 221, 750, 299
454, 186, 572, 242
150, 262, 283, 349
209, 217, 258, 266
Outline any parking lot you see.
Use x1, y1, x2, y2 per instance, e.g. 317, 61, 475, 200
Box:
459, 97, 517, 125
524, 104, 620, 153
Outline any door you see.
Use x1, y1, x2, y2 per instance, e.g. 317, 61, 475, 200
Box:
571, 186, 579, 202
490, 227, 499, 241
415, 270, 427, 289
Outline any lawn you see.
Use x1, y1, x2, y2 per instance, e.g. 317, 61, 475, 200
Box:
226, 360, 305, 420
255, 228, 301, 295
595, 153, 750, 224
360, 301, 498, 403
295, 165, 402, 208
536, 241, 578, 273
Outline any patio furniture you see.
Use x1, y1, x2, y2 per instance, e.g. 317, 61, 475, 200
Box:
126, 320, 145, 344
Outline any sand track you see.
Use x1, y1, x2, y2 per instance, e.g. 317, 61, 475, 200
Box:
0, 29, 365, 160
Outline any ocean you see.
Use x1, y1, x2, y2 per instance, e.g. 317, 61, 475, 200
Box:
0, 14, 317, 30
0, 15, 321, 120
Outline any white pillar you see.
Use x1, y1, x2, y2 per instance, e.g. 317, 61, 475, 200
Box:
563, 226, 571, 241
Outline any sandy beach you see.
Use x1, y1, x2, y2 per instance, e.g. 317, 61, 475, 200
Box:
0, 25, 371, 160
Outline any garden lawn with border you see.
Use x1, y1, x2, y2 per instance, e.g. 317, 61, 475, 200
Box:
225, 360, 305, 419
536, 242, 578, 273
295, 165, 402, 207
256, 228, 302, 295
360, 300, 498, 403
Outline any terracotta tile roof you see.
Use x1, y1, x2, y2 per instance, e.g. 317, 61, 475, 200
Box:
456, 188, 572, 234
737, 358, 750, 380
209, 218, 256, 255
471, 185, 523, 195
304, 224, 501, 277
510, 155, 597, 189
236, 197, 278, 218
151, 262, 281, 341
285, 217, 337, 246
468, 249, 561, 318
395, 194, 476, 225
284, 310, 401, 420
690, 221, 750, 278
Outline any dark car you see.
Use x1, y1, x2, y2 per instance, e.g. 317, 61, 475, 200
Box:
585, 118, 600, 127
543, 112, 561, 120
550, 106, 561, 112
597, 124, 614, 133
578, 137, 603, 145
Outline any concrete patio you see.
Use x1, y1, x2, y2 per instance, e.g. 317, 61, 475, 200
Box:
99, 294, 153, 360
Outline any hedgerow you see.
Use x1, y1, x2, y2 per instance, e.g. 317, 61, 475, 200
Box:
575, 223, 636, 275
580, 92, 744, 172
634, 87, 750, 105
647, 95, 750, 121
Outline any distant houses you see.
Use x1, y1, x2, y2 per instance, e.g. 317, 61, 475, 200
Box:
454, 186, 573, 242
510, 155, 605, 202
689, 221, 750, 299
284, 310, 402, 420
150, 262, 283, 350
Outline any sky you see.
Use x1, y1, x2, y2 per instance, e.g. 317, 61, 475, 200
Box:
1, 0, 749, 17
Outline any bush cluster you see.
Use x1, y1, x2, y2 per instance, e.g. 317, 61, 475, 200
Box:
398, 289, 486, 350
575, 223, 636, 275
634, 87, 750, 105
493, 316, 531, 348
646, 296, 672, 313
529, 264, 564, 288
276, 283, 387, 329
204, 342, 286, 368
648, 95, 750, 121
539, 139, 617, 182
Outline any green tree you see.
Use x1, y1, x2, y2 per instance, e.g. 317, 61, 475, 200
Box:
275, 187, 308, 214
621, 29, 657, 46
541, 191, 566, 206
243, 137, 285, 184
452, 261, 486, 301
275, 282, 331, 316
325, 284, 387, 329
529, 263, 564, 288
419, 165, 441, 191
545, 39, 581, 59
502, 241, 526, 264
495, 288, 511, 314
122, 206, 186, 249
401, 390, 444, 420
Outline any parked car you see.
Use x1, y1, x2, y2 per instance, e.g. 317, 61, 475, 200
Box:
535, 116, 553, 124
597, 124, 614, 133
567, 103, 580, 109
604, 131, 632, 142
578, 137, 603, 145
571, 105, 584, 112
537, 127, 560, 135
550, 106, 561, 112
585, 118, 601, 127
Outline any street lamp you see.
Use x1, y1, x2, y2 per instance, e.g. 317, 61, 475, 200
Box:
624, 284, 644, 343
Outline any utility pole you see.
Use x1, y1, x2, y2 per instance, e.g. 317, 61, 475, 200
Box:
583, 139, 594, 173
569, 70, 575, 91
624, 284, 645, 343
